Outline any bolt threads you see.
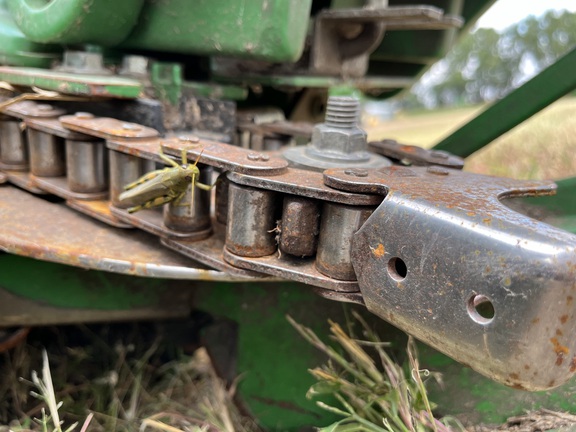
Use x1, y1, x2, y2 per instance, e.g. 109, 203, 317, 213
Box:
324, 96, 360, 129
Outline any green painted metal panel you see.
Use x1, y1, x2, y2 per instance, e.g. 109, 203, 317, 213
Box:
0, 5, 60, 68
6, 0, 145, 45
122, 0, 312, 62
0, 66, 143, 98
422, 344, 576, 426
433, 47, 576, 157
195, 283, 344, 431
0, 254, 169, 310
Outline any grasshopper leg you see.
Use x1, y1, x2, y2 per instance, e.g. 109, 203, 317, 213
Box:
127, 193, 178, 213
123, 169, 166, 190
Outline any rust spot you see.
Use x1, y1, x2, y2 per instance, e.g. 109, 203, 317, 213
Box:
511, 383, 527, 390
570, 356, 576, 373
560, 315, 568, 324
531, 317, 540, 324
524, 364, 530, 370
372, 243, 385, 258
467, 211, 476, 216
551, 337, 569, 355
509, 373, 519, 380
551, 337, 569, 367
548, 380, 556, 388
556, 329, 564, 336
568, 296, 573, 306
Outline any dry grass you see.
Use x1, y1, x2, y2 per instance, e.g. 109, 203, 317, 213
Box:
366, 96, 576, 180
0, 324, 257, 432
288, 312, 463, 432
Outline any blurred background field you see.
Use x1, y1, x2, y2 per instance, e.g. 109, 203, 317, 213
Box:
364, 96, 576, 181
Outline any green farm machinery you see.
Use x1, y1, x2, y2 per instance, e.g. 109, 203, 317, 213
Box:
0, 0, 575, 429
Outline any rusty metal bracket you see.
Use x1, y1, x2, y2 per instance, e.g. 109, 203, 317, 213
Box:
60, 114, 160, 140
369, 139, 464, 169
227, 170, 382, 206
324, 165, 576, 391
3, 101, 66, 119
162, 137, 288, 176
26, 117, 96, 140
311, 5, 463, 77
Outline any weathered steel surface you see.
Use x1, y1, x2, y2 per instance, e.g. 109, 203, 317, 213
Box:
162, 226, 271, 279
325, 165, 576, 390
60, 114, 159, 140
222, 248, 359, 293
227, 170, 382, 206
26, 116, 97, 140
33, 175, 108, 201
3, 101, 65, 118
110, 206, 213, 241
369, 139, 464, 169
0, 169, 45, 193
0, 185, 249, 281
66, 199, 132, 228
162, 137, 288, 176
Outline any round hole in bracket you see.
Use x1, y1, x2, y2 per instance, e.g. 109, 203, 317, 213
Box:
467, 294, 495, 324
387, 257, 407, 281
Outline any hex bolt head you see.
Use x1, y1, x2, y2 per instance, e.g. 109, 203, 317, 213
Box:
307, 96, 369, 163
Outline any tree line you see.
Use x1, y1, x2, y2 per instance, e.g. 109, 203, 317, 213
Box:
403, 9, 576, 109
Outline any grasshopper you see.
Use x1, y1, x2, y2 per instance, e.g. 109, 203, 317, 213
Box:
119, 147, 212, 213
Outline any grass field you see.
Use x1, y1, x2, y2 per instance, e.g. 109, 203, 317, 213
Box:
366, 96, 576, 181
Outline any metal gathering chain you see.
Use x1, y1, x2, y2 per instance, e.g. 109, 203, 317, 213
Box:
0, 100, 380, 301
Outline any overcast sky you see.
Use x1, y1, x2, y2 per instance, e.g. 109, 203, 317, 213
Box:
476, 0, 576, 30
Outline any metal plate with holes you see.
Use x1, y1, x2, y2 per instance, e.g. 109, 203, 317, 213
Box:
162, 137, 288, 176
325, 165, 576, 391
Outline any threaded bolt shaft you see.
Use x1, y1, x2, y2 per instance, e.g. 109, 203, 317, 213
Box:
324, 96, 360, 129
